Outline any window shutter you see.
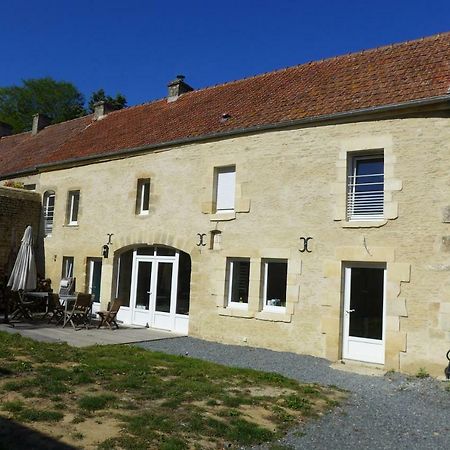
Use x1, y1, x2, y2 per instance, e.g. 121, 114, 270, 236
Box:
216, 168, 236, 211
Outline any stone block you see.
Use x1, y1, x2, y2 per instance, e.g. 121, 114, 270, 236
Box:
387, 263, 411, 282
323, 260, 341, 278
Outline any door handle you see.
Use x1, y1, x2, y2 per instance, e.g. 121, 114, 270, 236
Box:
147, 291, 152, 294
346, 309, 355, 314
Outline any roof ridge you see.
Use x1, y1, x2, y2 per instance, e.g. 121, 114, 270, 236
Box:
95, 31, 450, 115
174, 31, 450, 97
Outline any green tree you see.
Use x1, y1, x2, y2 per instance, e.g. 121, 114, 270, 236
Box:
0, 78, 85, 134
88, 89, 127, 113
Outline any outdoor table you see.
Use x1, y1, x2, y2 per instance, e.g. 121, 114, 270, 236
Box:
24, 291, 50, 312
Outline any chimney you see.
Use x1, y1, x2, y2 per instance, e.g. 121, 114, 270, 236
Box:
93, 101, 116, 120
32, 113, 51, 135
167, 75, 193, 102
0, 121, 12, 137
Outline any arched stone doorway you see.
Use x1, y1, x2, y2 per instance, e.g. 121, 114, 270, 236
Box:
113, 245, 191, 333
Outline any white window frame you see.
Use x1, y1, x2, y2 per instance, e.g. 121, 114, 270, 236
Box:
226, 258, 250, 309
137, 178, 150, 215
43, 191, 55, 237
215, 166, 236, 213
262, 259, 287, 313
67, 190, 80, 225
347, 154, 384, 221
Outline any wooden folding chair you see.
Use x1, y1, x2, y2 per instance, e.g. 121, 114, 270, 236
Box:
63, 293, 93, 330
9, 291, 35, 321
97, 299, 123, 329
46, 293, 65, 324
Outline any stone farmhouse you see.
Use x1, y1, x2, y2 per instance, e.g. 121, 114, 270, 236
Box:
0, 32, 449, 376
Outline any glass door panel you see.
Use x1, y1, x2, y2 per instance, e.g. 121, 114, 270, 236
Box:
155, 262, 172, 313
135, 261, 152, 310
349, 267, 384, 340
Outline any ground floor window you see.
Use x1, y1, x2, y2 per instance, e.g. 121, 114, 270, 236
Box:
262, 259, 287, 311
61, 256, 74, 278
226, 258, 250, 307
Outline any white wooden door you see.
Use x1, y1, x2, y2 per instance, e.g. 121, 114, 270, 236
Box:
342, 265, 386, 364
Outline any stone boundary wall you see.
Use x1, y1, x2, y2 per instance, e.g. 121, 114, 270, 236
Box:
0, 186, 42, 280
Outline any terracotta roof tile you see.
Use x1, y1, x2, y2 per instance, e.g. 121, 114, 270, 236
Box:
0, 32, 449, 178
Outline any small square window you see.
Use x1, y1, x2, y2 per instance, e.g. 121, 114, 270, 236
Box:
136, 179, 150, 215
347, 154, 384, 221
226, 258, 250, 308
214, 166, 236, 213
262, 259, 287, 311
67, 190, 80, 225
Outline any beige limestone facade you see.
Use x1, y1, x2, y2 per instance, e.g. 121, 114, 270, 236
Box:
12, 116, 450, 376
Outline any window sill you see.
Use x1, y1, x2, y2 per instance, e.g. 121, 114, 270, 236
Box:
255, 310, 292, 322
64, 224, 79, 228
342, 219, 387, 228
210, 211, 236, 222
217, 307, 253, 318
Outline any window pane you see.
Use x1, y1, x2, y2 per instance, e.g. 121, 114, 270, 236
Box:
216, 167, 236, 211
135, 261, 152, 310
229, 259, 250, 304
176, 252, 191, 315
347, 156, 384, 220
349, 267, 384, 340
155, 262, 172, 313
68, 191, 80, 223
62, 256, 74, 278
142, 181, 150, 211
117, 250, 133, 307
137, 246, 155, 255
156, 246, 175, 256
43, 191, 55, 236
265, 261, 287, 308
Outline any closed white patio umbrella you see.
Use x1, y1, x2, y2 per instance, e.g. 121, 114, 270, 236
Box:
8, 225, 37, 292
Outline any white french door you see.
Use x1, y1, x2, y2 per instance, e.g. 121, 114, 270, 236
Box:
129, 252, 188, 333
342, 264, 386, 364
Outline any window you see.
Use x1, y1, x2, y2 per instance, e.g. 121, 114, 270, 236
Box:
136, 178, 150, 215
226, 258, 250, 307
43, 191, 55, 236
62, 256, 74, 278
347, 155, 384, 221
67, 190, 80, 225
214, 166, 236, 213
262, 259, 287, 311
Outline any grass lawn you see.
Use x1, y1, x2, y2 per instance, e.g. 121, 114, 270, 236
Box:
0, 331, 345, 449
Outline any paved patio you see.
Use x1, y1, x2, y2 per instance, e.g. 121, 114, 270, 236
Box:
0, 321, 184, 347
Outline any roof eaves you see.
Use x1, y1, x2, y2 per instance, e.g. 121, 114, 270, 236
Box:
2, 94, 449, 180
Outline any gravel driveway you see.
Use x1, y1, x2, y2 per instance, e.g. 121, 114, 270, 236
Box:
137, 337, 450, 449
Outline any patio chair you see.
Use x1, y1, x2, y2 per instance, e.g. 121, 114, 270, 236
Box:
97, 298, 123, 329
46, 293, 65, 324
63, 293, 93, 330
9, 291, 37, 321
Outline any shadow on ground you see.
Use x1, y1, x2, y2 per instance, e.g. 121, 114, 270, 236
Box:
0, 417, 75, 450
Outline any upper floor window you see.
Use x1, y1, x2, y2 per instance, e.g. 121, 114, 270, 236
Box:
214, 166, 236, 213
136, 178, 150, 215
226, 258, 250, 308
262, 259, 287, 312
347, 155, 384, 221
43, 191, 55, 236
67, 190, 80, 225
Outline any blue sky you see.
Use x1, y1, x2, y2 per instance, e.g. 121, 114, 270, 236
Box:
1, 1, 449, 106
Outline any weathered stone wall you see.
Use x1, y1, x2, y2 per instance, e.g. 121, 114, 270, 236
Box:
22, 115, 450, 376
0, 187, 42, 280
